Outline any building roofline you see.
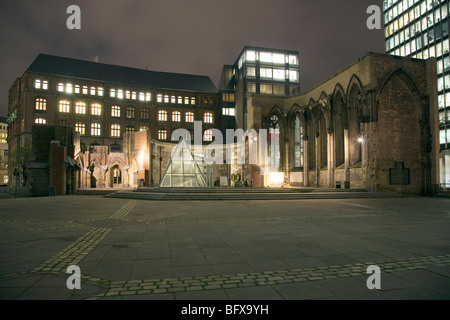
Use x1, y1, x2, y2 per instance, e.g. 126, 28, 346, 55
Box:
232, 46, 300, 66
24, 53, 219, 94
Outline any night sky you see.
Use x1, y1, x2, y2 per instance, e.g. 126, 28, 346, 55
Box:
0, 0, 385, 117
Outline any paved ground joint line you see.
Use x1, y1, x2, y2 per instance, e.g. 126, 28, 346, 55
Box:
89, 253, 450, 299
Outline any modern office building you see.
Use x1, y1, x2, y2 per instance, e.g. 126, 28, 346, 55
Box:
0, 116, 8, 186
218, 46, 300, 131
383, 0, 450, 186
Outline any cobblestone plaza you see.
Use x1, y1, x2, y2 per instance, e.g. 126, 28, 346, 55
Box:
0, 194, 450, 300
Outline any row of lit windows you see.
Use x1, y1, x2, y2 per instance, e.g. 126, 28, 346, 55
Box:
222, 108, 235, 116
34, 79, 49, 90
246, 67, 299, 82
157, 110, 213, 124
35, 79, 216, 107
57, 82, 105, 97
387, 37, 449, 58
156, 94, 200, 106
110, 89, 151, 102
34, 117, 215, 141
386, 23, 449, 52
157, 129, 214, 142
384, 0, 445, 22
35, 79, 155, 103
247, 83, 287, 95
222, 93, 235, 103
239, 50, 299, 66
35, 99, 215, 123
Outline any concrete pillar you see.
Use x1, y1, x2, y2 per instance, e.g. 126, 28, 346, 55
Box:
303, 138, 308, 187
344, 128, 350, 183
328, 131, 334, 188
315, 133, 320, 187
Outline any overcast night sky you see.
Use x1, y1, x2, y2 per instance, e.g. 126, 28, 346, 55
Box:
0, 0, 385, 117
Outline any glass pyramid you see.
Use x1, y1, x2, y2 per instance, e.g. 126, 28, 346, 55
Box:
160, 139, 213, 187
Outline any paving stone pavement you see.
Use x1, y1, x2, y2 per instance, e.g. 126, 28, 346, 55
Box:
0, 195, 450, 300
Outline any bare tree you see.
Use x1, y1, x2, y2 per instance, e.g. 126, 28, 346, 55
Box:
9, 147, 33, 187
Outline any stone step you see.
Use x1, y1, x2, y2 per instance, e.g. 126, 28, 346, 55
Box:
105, 190, 402, 201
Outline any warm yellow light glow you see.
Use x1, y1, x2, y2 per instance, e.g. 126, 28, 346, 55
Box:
268, 172, 284, 187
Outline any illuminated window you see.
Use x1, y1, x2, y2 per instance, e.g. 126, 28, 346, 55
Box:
35, 118, 46, 124
35, 98, 47, 111
184, 97, 189, 105
177, 96, 183, 104
126, 125, 135, 133
273, 69, 286, 80
171, 96, 176, 104
111, 106, 121, 117
91, 123, 101, 136
126, 107, 135, 119
35, 79, 41, 89
132, 92, 136, 100
260, 52, 273, 63
260, 68, 272, 78
75, 85, 80, 94
204, 112, 213, 124
118, 90, 124, 99
90, 87, 96, 95
58, 83, 64, 92
260, 84, 273, 94
75, 102, 86, 114
164, 95, 169, 103
146, 93, 151, 101
158, 129, 167, 140
126, 91, 131, 99
91, 103, 102, 116
98, 87, 104, 96
273, 53, 285, 64
185, 112, 194, 123
82, 86, 88, 95
157, 94, 163, 103
140, 108, 149, 120
247, 83, 256, 93
222, 108, 235, 116
204, 129, 213, 142
75, 122, 85, 135
247, 66, 256, 77
59, 100, 70, 113
222, 93, 235, 102
111, 124, 121, 137
273, 85, 285, 95
158, 110, 167, 121
289, 55, 298, 65
289, 70, 299, 82
66, 83, 73, 94
246, 50, 256, 61
110, 89, 116, 98
172, 111, 181, 122
140, 126, 149, 131
42, 81, 48, 90
191, 97, 196, 105
139, 92, 145, 101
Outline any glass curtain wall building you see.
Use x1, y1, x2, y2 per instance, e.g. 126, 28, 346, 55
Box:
384, 0, 450, 186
